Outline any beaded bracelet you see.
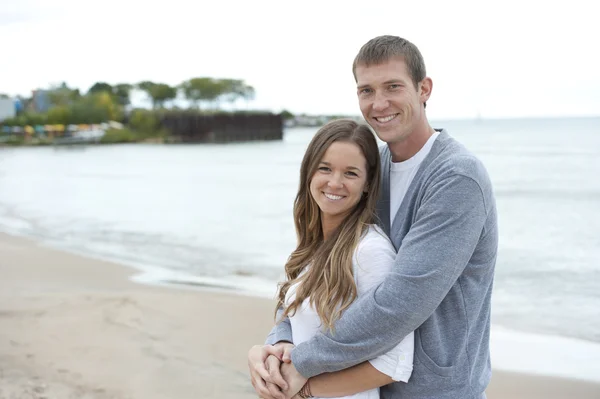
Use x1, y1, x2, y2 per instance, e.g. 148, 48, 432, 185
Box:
297, 380, 313, 398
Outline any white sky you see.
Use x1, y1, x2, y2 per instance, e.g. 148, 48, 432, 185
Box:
1, 0, 598, 119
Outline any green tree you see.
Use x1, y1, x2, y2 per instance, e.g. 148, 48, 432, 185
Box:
7, 112, 46, 126
137, 81, 177, 108
88, 82, 113, 94
280, 109, 294, 120
181, 77, 229, 109
113, 83, 133, 106
47, 82, 80, 106
218, 79, 255, 107
46, 105, 71, 125
128, 109, 162, 137
152, 84, 177, 108
66, 92, 122, 124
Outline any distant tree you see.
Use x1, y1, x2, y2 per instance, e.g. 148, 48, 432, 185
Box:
47, 82, 81, 106
181, 78, 255, 110
280, 109, 294, 120
181, 77, 224, 109
68, 92, 122, 124
150, 84, 177, 108
137, 81, 177, 109
137, 81, 155, 93
218, 79, 255, 107
128, 109, 161, 135
87, 82, 113, 94
91, 91, 123, 121
113, 83, 133, 106
46, 105, 71, 125
0, 93, 9, 99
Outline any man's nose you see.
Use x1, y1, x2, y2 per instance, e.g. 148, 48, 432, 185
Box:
372, 91, 389, 111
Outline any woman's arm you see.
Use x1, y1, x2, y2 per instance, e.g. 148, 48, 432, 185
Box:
308, 361, 394, 397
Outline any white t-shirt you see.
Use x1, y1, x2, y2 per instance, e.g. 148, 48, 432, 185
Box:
285, 225, 414, 399
390, 131, 440, 226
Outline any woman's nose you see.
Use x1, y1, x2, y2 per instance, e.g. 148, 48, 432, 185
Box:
327, 174, 343, 189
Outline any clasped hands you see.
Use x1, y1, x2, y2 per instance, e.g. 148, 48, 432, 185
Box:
248, 343, 308, 399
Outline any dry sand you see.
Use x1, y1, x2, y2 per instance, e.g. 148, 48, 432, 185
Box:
1, 232, 599, 399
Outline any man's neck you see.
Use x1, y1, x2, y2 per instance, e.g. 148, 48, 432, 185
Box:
388, 123, 435, 163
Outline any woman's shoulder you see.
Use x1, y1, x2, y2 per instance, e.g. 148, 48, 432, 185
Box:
360, 224, 393, 246
353, 224, 397, 293
355, 224, 395, 257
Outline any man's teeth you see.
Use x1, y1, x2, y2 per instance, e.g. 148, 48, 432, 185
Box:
324, 193, 344, 200
376, 114, 398, 123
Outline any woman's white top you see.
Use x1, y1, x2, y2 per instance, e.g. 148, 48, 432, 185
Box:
285, 224, 414, 399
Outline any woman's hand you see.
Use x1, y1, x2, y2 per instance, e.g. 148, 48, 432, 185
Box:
280, 361, 308, 399
247, 343, 295, 398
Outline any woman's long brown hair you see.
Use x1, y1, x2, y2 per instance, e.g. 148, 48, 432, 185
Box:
276, 119, 381, 332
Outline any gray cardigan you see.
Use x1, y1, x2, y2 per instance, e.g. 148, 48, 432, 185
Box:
266, 130, 498, 399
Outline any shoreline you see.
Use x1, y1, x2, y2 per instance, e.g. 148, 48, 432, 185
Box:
4, 229, 600, 382
1, 232, 599, 398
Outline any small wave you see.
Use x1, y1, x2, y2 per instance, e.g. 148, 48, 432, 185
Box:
490, 326, 600, 383
495, 188, 600, 200
129, 266, 278, 299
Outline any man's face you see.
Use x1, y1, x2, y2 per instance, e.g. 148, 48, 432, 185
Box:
355, 58, 425, 144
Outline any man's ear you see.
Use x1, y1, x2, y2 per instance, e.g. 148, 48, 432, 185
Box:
420, 77, 433, 104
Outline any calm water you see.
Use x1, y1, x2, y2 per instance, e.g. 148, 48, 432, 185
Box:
1, 117, 599, 343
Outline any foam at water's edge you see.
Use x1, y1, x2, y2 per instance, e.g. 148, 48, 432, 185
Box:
129, 268, 278, 299
490, 326, 600, 383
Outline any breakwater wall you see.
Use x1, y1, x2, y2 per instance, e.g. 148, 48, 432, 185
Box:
159, 111, 283, 143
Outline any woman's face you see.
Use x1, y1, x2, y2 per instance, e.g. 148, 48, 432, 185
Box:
309, 141, 368, 226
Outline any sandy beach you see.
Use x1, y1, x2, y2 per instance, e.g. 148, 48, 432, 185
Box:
1, 232, 599, 399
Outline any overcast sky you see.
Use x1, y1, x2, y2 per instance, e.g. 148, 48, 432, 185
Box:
1, 0, 598, 119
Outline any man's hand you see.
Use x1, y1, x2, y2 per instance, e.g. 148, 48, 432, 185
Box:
247, 343, 295, 398
280, 361, 308, 399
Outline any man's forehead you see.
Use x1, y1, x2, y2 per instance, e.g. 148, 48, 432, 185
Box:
355, 58, 410, 85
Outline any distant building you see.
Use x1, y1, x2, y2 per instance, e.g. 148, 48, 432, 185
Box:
0, 98, 16, 122
14, 98, 24, 114
31, 89, 50, 113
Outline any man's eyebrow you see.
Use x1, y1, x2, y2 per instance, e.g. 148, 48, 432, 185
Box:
357, 79, 405, 89
383, 79, 405, 85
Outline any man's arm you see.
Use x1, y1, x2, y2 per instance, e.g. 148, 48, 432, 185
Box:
265, 305, 293, 345
291, 174, 490, 377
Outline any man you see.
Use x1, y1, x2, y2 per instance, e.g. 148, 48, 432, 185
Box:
249, 35, 498, 399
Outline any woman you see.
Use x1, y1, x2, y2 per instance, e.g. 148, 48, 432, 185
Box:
251, 119, 413, 399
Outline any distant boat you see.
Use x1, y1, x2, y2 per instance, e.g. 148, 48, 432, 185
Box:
475, 111, 483, 124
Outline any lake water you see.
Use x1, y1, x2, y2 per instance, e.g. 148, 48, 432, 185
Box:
1, 117, 599, 354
